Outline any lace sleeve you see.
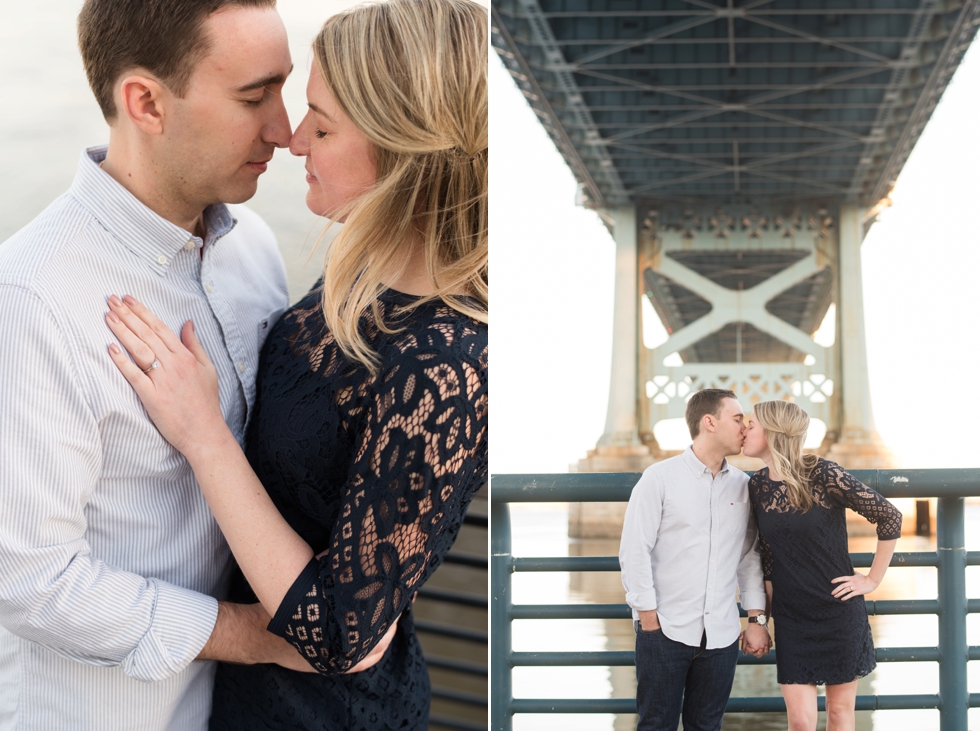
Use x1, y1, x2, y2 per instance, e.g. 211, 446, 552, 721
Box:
820, 460, 903, 540
267, 321, 488, 674
758, 531, 774, 579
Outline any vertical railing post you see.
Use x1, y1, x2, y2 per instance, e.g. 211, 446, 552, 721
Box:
491, 500, 513, 731
937, 497, 967, 731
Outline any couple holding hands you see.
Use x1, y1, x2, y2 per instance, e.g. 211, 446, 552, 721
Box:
621, 389, 902, 731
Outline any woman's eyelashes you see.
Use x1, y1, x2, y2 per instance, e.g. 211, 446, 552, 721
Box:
314, 128, 328, 139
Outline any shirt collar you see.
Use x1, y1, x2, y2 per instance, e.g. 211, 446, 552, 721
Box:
68, 145, 237, 277
682, 445, 729, 478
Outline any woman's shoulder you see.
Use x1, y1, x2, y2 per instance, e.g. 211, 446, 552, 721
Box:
383, 295, 487, 369
748, 466, 770, 485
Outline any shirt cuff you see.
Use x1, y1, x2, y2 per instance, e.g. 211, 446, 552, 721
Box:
625, 590, 657, 612
268, 557, 321, 638
739, 591, 767, 612
121, 580, 218, 682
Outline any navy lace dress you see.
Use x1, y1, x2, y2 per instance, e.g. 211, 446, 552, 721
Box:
208, 283, 488, 730
749, 459, 902, 686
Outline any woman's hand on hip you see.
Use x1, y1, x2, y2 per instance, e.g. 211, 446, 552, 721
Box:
105, 294, 232, 460
831, 572, 879, 601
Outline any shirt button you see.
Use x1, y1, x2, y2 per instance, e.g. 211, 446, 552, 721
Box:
206, 283, 214, 293
237, 361, 245, 373
157, 255, 167, 265
184, 240, 196, 250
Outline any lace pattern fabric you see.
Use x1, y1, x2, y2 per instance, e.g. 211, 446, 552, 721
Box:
210, 284, 487, 729
749, 458, 902, 686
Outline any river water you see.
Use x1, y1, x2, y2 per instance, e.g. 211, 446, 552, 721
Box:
509, 502, 980, 731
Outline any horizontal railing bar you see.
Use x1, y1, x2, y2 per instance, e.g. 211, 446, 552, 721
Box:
443, 553, 488, 570
511, 694, 942, 714
491, 470, 980, 502
511, 646, 944, 667
431, 686, 488, 707
429, 713, 487, 731
463, 512, 487, 528
513, 552, 942, 573
510, 599, 942, 620
416, 620, 488, 644
427, 655, 489, 677
417, 587, 488, 609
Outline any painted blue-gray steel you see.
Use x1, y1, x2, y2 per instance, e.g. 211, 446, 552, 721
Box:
490, 469, 980, 731
938, 497, 969, 730
492, 0, 980, 206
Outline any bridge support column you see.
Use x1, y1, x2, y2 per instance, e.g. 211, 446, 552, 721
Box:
825, 204, 895, 469
572, 206, 653, 537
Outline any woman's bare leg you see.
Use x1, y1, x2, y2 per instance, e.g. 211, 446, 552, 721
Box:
825, 680, 858, 731
780, 683, 818, 731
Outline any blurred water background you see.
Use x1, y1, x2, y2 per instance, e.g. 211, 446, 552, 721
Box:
0, 3, 487, 728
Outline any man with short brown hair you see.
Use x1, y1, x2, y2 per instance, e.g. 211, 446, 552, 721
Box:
620, 389, 770, 731
0, 2, 379, 728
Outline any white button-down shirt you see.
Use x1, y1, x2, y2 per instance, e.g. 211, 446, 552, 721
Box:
0, 147, 289, 730
619, 446, 766, 649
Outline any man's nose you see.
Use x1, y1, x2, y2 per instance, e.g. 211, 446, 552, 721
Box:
264, 96, 293, 149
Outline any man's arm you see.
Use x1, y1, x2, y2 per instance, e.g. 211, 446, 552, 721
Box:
735, 502, 769, 656
619, 470, 663, 630
0, 285, 217, 681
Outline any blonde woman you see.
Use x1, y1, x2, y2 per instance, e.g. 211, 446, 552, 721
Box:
742, 401, 901, 731
103, 0, 487, 728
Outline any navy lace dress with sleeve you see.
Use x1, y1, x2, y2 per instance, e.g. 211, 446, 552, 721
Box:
749, 458, 902, 686
208, 283, 488, 731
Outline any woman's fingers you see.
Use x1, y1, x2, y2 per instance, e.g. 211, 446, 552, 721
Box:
106, 309, 160, 372
106, 295, 178, 366
120, 294, 185, 353
107, 343, 153, 398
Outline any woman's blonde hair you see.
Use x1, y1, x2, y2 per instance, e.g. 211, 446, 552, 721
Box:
753, 400, 820, 512
312, 0, 488, 371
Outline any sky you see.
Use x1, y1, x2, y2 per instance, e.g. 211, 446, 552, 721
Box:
491, 36, 980, 474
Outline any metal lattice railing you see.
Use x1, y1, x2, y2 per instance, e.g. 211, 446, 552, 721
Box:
491, 469, 980, 731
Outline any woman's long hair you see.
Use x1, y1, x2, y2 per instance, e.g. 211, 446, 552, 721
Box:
754, 400, 820, 512
311, 0, 488, 372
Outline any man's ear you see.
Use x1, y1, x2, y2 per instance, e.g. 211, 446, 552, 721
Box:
701, 413, 716, 434
117, 73, 168, 135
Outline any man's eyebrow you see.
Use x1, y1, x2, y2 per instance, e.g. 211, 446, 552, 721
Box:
307, 102, 335, 122
236, 64, 294, 93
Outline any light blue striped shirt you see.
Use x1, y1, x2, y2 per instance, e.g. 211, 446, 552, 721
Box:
0, 146, 289, 730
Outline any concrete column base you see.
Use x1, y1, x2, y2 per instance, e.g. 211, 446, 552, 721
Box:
824, 432, 897, 470
569, 445, 657, 538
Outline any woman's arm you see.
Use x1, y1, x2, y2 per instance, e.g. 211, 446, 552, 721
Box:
823, 460, 902, 600
106, 295, 313, 614
831, 537, 897, 601
106, 294, 488, 673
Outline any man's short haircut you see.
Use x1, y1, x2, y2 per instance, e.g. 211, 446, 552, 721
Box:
78, 0, 277, 122
685, 388, 738, 439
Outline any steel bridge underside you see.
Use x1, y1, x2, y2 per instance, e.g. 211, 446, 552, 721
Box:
493, 0, 979, 367
492, 0, 980, 208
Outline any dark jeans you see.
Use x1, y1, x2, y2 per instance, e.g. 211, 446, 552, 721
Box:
634, 623, 739, 731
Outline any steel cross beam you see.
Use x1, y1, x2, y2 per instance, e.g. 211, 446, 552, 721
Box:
650, 253, 825, 361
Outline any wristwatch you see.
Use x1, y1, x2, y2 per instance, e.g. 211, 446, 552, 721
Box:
750, 614, 769, 627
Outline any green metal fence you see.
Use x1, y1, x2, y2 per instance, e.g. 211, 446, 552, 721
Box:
491, 469, 980, 731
